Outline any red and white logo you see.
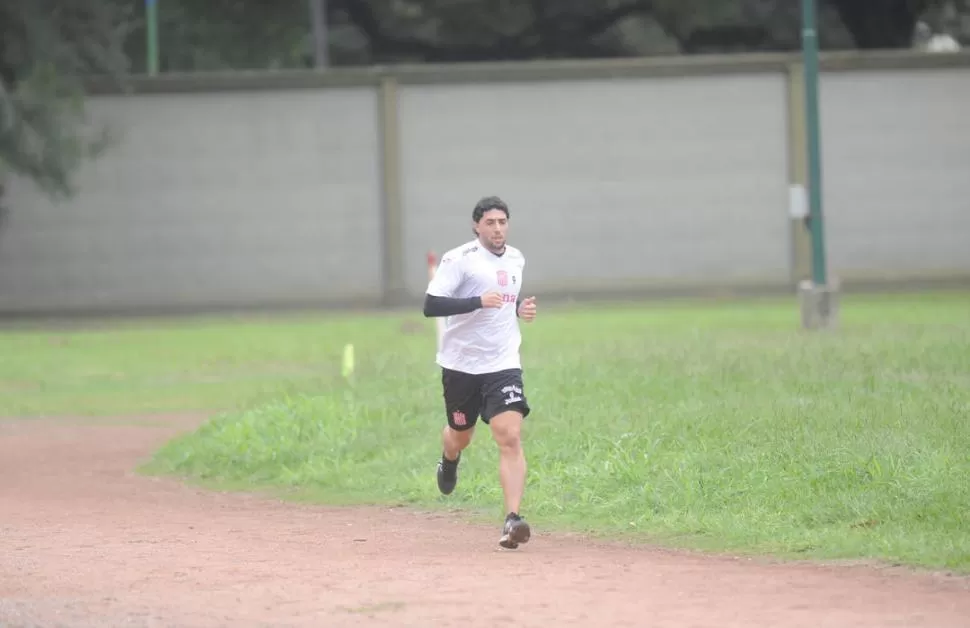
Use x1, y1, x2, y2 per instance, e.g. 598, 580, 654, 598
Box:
496, 270, 508, 287
452, 411, 467, 426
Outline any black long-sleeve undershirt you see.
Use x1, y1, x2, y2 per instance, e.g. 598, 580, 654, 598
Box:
423, 294, 482, 317
423, 294, 523, 318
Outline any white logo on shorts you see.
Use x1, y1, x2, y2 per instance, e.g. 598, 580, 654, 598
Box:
502, 384, 523, 405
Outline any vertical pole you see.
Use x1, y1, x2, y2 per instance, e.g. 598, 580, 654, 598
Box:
798, 0, 839, 330
801, 0, 827, 287
378, 77, 406, 306
309, 0, 330, 68
146, 0, 159, 76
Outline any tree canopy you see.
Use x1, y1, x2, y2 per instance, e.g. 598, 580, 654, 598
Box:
0, 0, 130, 199
135, 0, 945, 70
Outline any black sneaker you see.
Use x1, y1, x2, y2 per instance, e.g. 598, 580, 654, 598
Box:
499, 512, 531, 549
436, 452, 460, 495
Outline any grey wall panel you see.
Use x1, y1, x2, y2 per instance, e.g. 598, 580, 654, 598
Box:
0, 87, 382, 314
820, 68, 970, 279
398, 73, 791, 297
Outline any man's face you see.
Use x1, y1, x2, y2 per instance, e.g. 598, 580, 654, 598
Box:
475, 208, 508, 252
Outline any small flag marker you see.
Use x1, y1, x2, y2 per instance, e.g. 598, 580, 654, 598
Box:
341, 343, 355, 378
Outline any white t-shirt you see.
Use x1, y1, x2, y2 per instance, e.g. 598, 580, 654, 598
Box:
426, 238, 526, 375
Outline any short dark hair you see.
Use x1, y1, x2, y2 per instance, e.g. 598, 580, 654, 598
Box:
472, 196, 509, 222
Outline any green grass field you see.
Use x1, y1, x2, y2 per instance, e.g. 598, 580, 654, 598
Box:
2, 292, 968, 572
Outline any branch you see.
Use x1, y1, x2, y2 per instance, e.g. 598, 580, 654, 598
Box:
335, 0, 440, 59
571, 0, 656, 40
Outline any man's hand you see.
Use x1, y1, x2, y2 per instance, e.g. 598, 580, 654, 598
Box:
480, 291, 504, 309
517, 296, 537, 322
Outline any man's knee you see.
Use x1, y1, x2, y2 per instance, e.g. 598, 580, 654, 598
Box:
489, 411, 523, 450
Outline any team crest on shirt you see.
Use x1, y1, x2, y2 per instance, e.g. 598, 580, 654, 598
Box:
497, 270, 508, 287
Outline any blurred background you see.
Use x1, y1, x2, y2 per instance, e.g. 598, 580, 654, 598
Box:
1, 0, 968, 317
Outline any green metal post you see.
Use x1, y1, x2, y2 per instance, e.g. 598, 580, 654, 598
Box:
146, 0, 159, 76
801, 0, 827, 286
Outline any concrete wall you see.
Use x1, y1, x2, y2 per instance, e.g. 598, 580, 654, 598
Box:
0, 51, 968, 315
398, 73, 791, 297
820, 67, 970, 281
0, 86, 382, 314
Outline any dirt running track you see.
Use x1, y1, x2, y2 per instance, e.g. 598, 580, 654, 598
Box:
2, 415, 969, 628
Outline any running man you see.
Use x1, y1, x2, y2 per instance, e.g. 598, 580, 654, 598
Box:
422, 195, 537, 549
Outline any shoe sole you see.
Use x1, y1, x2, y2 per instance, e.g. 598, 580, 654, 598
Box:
499, 521, 531, 549
437, 481, 456, 495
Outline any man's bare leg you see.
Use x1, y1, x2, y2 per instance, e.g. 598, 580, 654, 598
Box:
437, 425, 474, 495
442, 424, 474, 461
488, 410, 526, 512
489, 410, 530, 548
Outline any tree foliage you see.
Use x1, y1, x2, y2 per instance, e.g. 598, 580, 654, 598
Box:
122, 0, 312, 73
321, 0, 944, 63
119, 0, 953, 71
0, 0, 130, 199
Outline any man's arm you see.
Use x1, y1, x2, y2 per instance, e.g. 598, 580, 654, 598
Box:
423, 252, 473, 318
423, 294, 482, 317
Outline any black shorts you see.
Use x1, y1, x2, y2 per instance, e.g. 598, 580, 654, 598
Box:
440, 367, 531, 431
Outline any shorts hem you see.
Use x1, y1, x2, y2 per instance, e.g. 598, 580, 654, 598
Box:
481, 401, 530, 423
